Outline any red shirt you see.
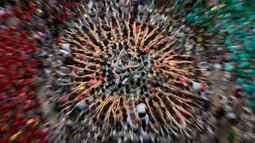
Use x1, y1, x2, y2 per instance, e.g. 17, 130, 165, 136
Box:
64, 1, 72, 8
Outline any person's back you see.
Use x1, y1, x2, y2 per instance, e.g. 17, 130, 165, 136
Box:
219, 95, 227, 105
214, 63, 221, 71
216, 106, 225, 119
192, 81, 201, 96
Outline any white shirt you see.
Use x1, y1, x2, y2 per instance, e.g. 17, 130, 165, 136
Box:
61, 44, 71, 52
136, 103, 147, 113
230, 96, 238, 105
214, 63, 222, 70
226, 112, 236, 119
88, 1, 93, 9
59, 49, 70, 55
192, 81, 201, 92
77, 100, 87, 110
219, 95, 227, 105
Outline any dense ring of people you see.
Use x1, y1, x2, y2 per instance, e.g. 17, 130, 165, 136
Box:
0, 0, 254, 143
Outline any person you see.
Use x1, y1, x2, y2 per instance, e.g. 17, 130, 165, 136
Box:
226, 112, 238, 125
233, 86, 243, 99
215, 105, 225, 120
229, 95, 238, 109
191, 80, 201, 96
226, 131, 235, 143
136, 103, 149, 131
219, 95, 228, 105
127, 111, 140, 131
221, 71, 231, 90
213, 61, 222, 80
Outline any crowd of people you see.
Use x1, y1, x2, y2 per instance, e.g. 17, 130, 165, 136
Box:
0, 0, 254, 143
0, 1, 49, 142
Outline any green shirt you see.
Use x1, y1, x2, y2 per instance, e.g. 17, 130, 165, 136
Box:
247, 100, 255, 109
227, 133, 235, 142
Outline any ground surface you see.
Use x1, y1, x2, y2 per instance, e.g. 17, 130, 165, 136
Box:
211, 70, 235, 143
